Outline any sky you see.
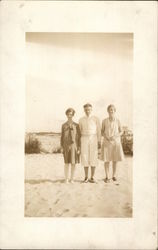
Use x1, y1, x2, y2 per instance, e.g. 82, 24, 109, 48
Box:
26, 32, 133, 132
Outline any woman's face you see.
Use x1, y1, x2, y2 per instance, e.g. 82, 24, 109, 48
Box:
67, 111, 74, 119
84, 107, 92, 116
108, 106, 116, 116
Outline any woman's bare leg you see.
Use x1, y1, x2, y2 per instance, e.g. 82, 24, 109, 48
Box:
104, 162, 110, 179
91, 166, 95, 179
64, 164, 69, 183
84, 166, 89, 179
70, 164, 75, 182
83, 167, 89, 182
112, 161, 117, 179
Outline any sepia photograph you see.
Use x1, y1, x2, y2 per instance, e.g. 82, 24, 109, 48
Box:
0, 1, 157, 249
25, 32, 133, 217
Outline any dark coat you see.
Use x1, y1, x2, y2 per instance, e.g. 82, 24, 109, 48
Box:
60, 121, 81, 164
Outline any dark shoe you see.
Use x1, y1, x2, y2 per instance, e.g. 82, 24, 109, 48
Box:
112, 177, 117, 181
83, 177, 89, 183
89, 178, 98, 183
104, 178, 110, 183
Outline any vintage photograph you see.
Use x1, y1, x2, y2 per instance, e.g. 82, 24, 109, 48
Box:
25, 32, 133, 217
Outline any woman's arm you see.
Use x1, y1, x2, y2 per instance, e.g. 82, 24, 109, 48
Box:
118, 120, 123, 136
96, 118, 101, 147
78, 119, 82, 134
102, 120, 110, 141
101, 120, 104, 137
76, 124, 81, 150
60, 125, 64, 149
110, 119, 123, 140
116, 119, 123, 136
96, 118, 101, 141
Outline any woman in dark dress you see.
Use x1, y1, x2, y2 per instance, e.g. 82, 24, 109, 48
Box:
60, 108, 80, 183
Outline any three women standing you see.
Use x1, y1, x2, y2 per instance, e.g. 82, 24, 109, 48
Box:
61, 104, 124, 183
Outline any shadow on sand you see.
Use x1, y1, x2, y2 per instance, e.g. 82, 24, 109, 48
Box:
25, 179, 84, 184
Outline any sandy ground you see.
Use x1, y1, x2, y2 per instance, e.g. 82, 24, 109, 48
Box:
25, 154, 132, 217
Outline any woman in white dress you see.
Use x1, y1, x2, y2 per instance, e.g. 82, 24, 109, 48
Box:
79, 103, 101, 183
100, 104, 124, 183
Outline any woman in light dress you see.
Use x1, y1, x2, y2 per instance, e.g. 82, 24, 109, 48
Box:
100, 104, 124, 183
60, 108, 80, 184
79, 103, 101, 183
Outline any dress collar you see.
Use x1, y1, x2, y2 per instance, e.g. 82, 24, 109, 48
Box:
66, 121, 74, 125
85, 114, 92, 119
109, 116, 116, 122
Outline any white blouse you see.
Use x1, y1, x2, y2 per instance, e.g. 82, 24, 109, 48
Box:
79, 115, 101, 141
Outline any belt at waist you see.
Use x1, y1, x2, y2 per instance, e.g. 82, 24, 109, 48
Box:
81, 134, 97, 136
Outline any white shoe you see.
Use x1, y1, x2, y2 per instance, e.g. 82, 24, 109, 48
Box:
64, 179, 69, 184
70, 179, 74, 184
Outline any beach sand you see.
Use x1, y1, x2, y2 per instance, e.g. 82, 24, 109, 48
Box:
25, 154, 132, 217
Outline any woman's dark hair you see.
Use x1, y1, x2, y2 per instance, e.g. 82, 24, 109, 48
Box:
83, 103, 92, 108
107, 104, 116, 112
65, 108, 75, 116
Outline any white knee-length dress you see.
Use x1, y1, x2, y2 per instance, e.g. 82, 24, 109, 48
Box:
100, 117, 124, 162
79, 115, 101, 166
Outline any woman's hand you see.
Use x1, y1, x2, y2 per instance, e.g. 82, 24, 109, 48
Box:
110, 133, 121, 140
60, 147, 64, 153
98, 141, 101, 149
105, 135, 111, 141
109, 136, 116, 141
77, 147, 80, 155
77, 150, 80, 155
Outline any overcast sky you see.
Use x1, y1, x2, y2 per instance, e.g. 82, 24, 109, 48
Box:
26, 32, 133, 132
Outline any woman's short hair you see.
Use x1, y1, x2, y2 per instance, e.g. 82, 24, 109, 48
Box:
65, 108, 75, 116
83, 103, 92, 108
107, 104, 116, 112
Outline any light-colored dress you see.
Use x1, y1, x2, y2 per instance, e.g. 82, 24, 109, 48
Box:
60, 121, 80, 164
100, 117, 124, 162
79, 115, 101, 166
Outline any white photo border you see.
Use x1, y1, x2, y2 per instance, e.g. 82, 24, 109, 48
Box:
0, 1, 157, 249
